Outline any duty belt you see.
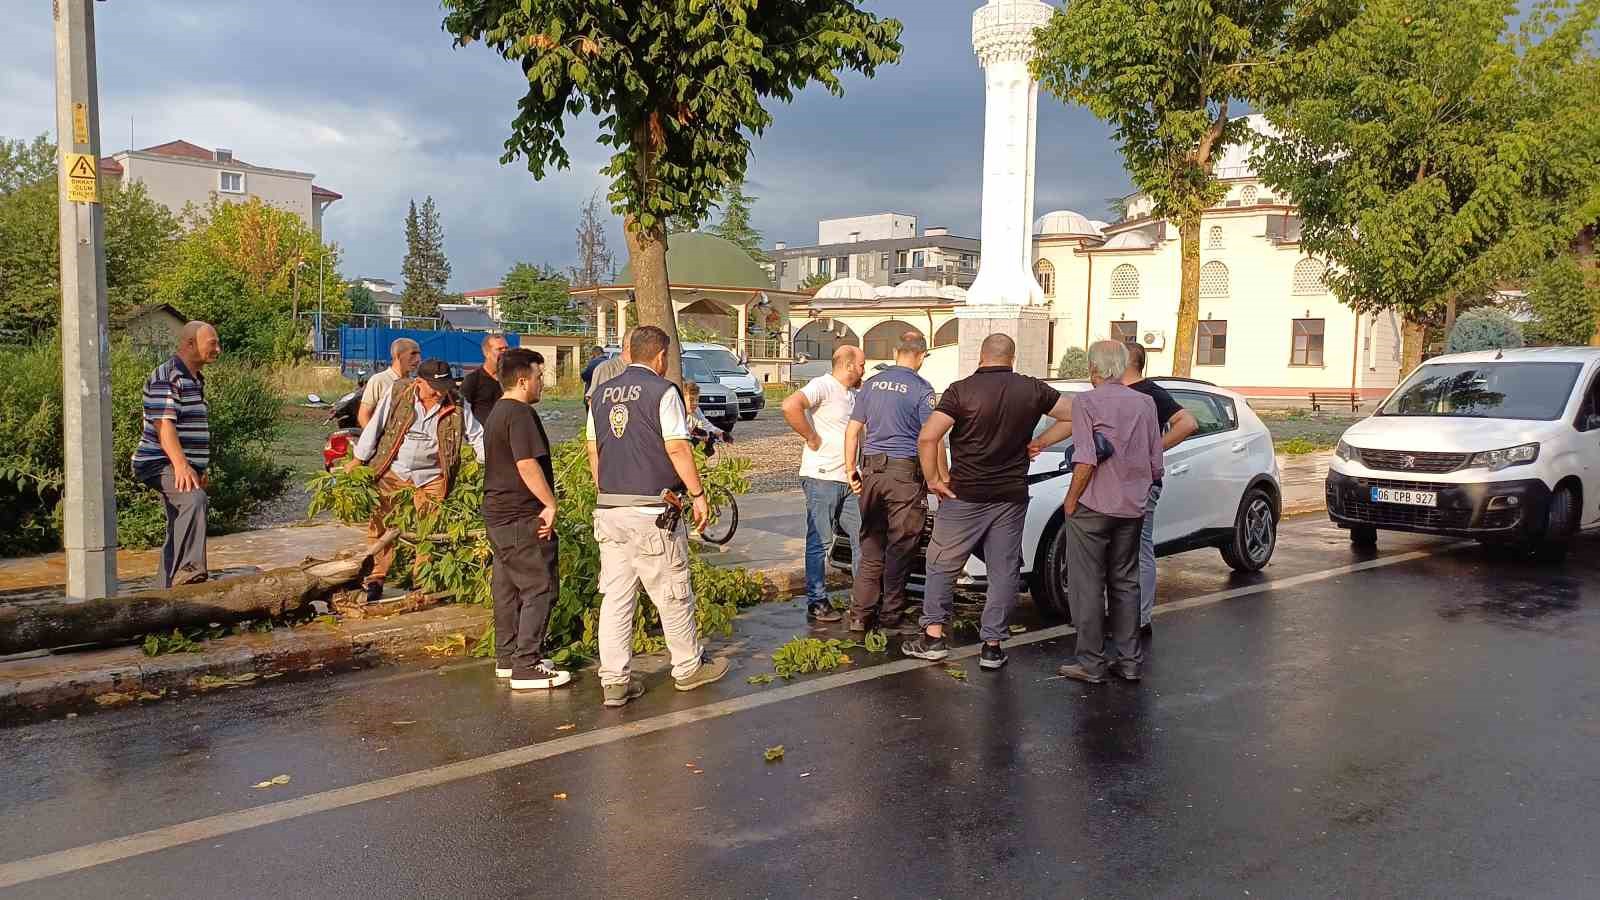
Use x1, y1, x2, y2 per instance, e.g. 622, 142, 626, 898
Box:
861, 453, 922, 475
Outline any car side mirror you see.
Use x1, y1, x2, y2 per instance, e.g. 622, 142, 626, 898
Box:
1586, 413, 1600, 431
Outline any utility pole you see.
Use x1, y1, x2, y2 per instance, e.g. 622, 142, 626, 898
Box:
55, 0, 117, 601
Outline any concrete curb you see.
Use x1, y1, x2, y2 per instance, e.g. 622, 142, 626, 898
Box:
0, 559, 821, 721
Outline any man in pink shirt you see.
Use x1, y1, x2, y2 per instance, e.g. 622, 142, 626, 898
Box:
1056, 340, 1164, 685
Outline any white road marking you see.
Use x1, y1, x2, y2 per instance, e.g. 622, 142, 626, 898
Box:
0, 544, 1452, 890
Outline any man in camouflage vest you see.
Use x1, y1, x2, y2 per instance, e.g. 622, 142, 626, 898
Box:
351, 358, 486, 604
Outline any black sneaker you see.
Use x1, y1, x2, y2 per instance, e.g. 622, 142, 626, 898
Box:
979, 643, 1007, 670
364, 581, 385, 605
901, 632, 949, 661
807, 603, 843, 624
510, 664, 572, 690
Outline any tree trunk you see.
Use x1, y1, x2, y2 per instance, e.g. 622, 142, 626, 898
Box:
1400, 317, 1426, 377
624, 119, 684, 388
1171, 215, 1202, 378
0, 530, 397, 656
1444, 296, 1457, 333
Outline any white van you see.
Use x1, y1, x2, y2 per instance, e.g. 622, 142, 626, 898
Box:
1327, 347, 1600, 559
681, 342, 765, 420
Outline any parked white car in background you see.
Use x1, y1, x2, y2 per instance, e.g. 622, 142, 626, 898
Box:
1327, 347, 1600, 559
681, 342, 766, 420
831, 377, 1283, 620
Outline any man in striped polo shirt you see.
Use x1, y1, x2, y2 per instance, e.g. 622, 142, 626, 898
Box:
132, 321, 221, 588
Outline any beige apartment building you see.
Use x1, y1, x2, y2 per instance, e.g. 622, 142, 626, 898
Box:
102, 140, 341, 235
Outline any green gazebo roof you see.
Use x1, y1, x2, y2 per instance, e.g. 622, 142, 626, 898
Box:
618, 231, 773, 290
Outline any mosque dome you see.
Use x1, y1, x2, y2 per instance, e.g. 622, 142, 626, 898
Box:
1099, 231, 1156, 251
812, 276, 876, 300
937, 285, 969, 302
890, 279, 939, 298
1033, 210, 1103, 238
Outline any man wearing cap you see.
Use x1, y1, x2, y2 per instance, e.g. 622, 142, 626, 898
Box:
843, 332, 935, 633
351, 358, 486, 604
586, 325, 730, 707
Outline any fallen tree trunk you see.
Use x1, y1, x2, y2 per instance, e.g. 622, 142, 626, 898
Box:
0, 530, 398, 656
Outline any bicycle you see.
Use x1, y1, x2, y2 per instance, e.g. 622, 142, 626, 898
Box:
659, 485, 739, 546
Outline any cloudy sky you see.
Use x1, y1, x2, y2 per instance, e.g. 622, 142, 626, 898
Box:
3, 1, 1132, 291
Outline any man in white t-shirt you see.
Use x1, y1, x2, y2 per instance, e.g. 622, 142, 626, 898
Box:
357, 338, 421, 428
781, 344, 867, 622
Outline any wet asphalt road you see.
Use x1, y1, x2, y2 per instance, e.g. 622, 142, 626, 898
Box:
3, 517, 1599, 899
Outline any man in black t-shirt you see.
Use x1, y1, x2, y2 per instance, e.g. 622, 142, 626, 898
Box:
461, 333, 509, 425
904, 333, 1075, 670
483, 348, 571, 691
1121, 343, 1198, 637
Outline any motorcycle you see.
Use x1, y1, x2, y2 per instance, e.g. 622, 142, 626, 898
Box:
319, 372, 367, 470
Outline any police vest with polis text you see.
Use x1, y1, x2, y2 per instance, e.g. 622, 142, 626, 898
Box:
595, 365, 685, 495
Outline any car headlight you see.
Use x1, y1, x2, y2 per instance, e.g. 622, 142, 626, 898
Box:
1335, 439, 1358, 462
1467, 442, 1539, 471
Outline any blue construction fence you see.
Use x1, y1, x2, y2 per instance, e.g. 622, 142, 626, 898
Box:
338, 326, 520, 379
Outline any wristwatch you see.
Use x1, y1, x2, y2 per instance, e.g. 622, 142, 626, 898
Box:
688, 488, 705, 499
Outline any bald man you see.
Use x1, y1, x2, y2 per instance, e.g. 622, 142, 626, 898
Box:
783, 344, 867, 619
132, 321, 222, 587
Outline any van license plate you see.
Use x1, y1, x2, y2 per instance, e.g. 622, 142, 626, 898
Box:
1371, 487, 1436, 507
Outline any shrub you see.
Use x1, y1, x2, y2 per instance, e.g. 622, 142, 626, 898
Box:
308, 436, 765, 664
1057, 346, 1089, 378
1527, 256, 1599, 347
1446, 308, 1524, 354
0, 335, 289, 554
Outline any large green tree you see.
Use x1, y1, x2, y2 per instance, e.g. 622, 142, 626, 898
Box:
441, 0, 902, 385
710, 177, 769, 266
1528, 254, 1600, 346
1256, 0, 1600, 371
400, 196, 452, 319
499, 261, 572, 323
1033, 0, 1301, 377
0, 134, 180, 336
155, 197, 347, 363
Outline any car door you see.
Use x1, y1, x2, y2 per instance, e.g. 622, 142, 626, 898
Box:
1155, 389, 1245, 542
1570, 363, 1600, 526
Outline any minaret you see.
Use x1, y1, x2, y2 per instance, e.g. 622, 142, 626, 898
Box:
958, 0, 1055, 376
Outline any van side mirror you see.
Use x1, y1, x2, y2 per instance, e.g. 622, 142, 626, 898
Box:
1585, 413, 1600, 431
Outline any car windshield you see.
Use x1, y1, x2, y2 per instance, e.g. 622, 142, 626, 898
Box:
1378, 362, 1581, 420
693, 348, 746, 374
681, 355, 716, 384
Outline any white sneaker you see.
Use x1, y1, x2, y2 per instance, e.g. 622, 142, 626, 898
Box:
510, 664, 572, 690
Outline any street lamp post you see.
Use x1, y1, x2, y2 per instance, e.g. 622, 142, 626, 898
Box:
55, 0, 117, 600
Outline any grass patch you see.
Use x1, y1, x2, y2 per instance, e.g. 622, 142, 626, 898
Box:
1276, 436, 1335, 455
271, 362, 353, 400
275, 402, 336, 483
763, 382, 796, 402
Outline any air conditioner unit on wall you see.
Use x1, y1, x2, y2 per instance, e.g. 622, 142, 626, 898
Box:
1141, 329, 1166, 350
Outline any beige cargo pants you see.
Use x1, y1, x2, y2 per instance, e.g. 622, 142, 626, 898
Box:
594, 507, 705, 686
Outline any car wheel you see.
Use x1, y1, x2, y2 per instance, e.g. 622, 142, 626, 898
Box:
1220, 487, 1278, 572
1349, 525, 1378, 548
1028, 522, 1072, 623
740, 411, 757, 421
1534, 485, 1578, 562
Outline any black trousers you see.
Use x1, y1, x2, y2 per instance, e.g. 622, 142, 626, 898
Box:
487, 518, 559, 670
850, 455, 926, 623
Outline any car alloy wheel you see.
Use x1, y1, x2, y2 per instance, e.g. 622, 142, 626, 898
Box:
1221, 487, 1277, 573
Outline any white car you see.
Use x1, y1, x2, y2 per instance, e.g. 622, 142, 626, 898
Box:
830, 377, 1283, 620
681, 342, 765, 420
1328, 347, 1600, 559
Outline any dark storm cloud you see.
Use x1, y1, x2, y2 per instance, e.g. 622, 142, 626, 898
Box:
2, 1, 1131, 289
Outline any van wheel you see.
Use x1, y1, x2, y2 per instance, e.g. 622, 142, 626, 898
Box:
1028, 523, 1072, 623
740, 411, 757, 421
1534, 485, 1578, 562
1349, 525, 1378, 548
1220, 487, 1277, 572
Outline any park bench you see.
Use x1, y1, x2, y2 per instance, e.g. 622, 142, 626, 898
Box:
1308, 390, 1361, 412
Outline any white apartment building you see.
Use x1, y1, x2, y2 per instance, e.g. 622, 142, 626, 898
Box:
103, 140, 342, 236
770, 213, 980, 292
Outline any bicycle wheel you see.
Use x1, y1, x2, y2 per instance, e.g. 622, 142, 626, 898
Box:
697, 486, 739, 545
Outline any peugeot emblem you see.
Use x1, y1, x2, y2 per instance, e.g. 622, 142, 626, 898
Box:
1400, 454, 1416, 469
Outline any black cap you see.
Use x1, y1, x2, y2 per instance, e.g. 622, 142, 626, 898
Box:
416, 359, 457, 394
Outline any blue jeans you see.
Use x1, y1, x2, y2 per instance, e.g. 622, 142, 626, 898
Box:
1139, 481, 1162, 626
801, 477, 859, 606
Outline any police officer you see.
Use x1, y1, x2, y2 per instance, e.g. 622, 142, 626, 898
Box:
586, 326, 730, 708
843, 331, 935, 633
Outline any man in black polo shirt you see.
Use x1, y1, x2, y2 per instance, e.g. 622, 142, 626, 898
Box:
1121, 343, 1197, 638
484, 348, 571, 690
905, 334, 1074, 669
460, 333, 509, 425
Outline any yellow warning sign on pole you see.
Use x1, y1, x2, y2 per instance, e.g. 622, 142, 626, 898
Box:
65, 153, 98, 203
